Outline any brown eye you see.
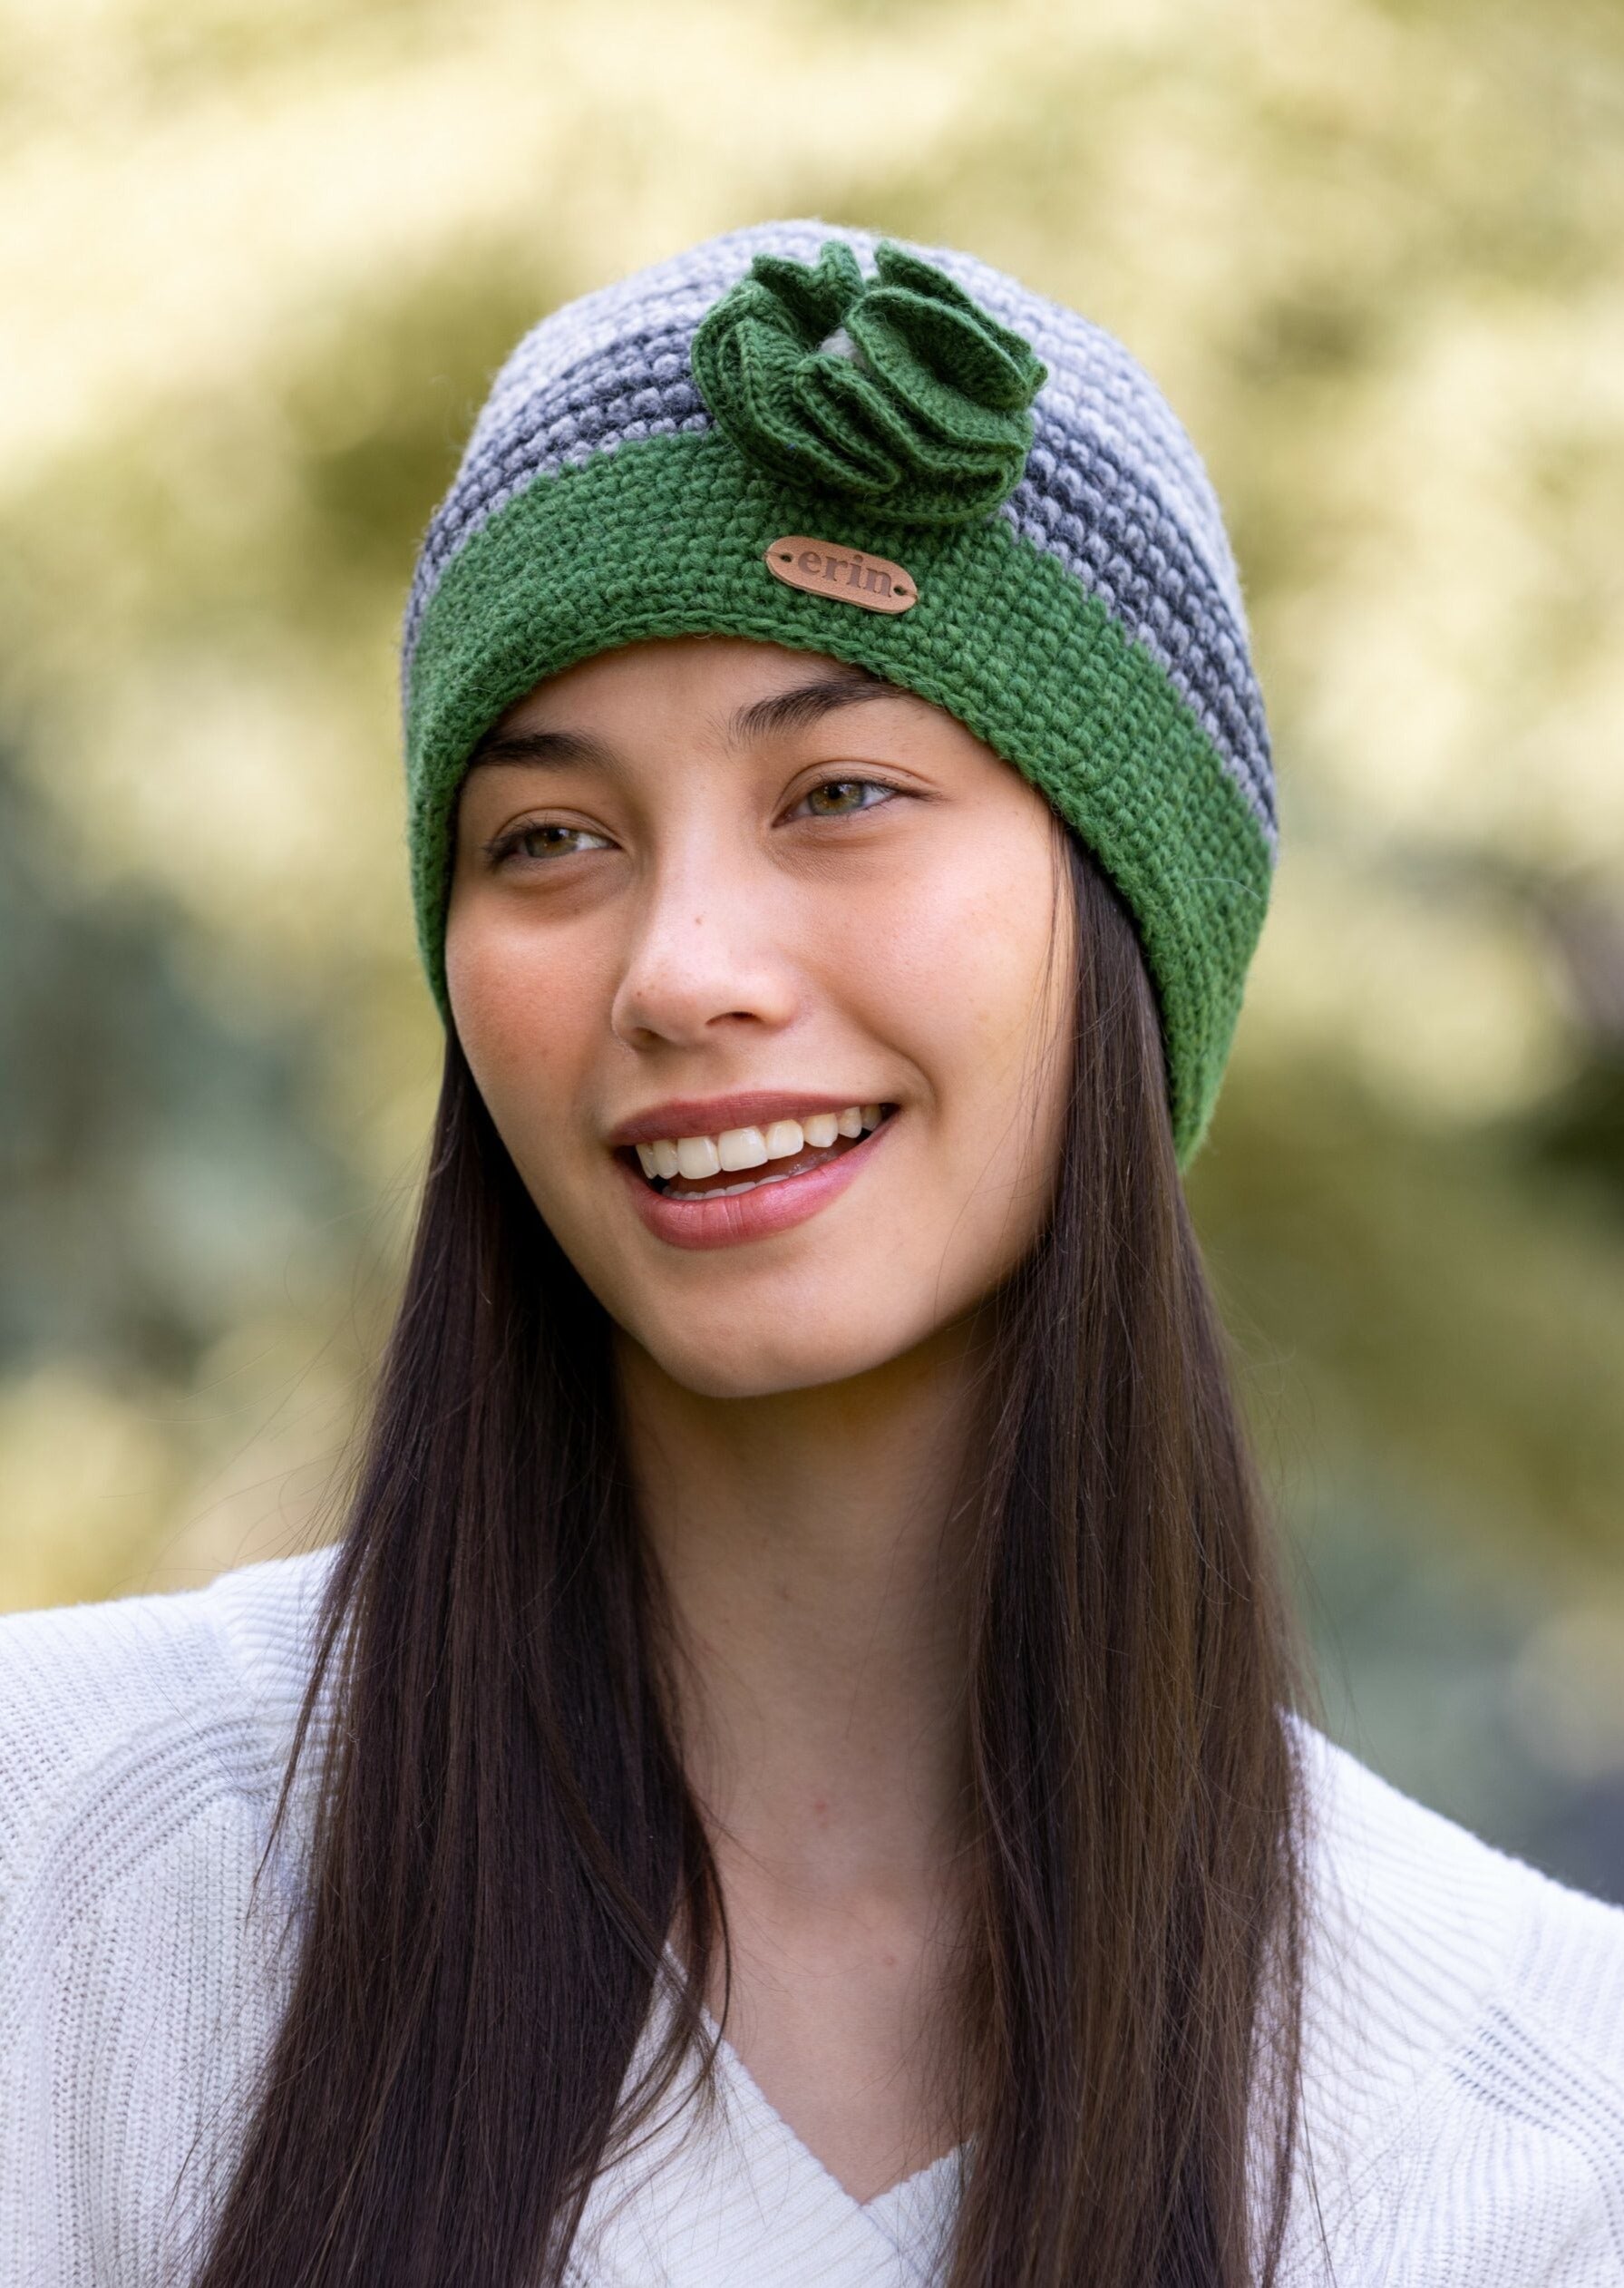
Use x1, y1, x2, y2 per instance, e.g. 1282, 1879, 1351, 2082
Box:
799, 779, 892, 818
492, 822, 611, 864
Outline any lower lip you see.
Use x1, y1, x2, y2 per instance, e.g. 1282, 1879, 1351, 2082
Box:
616, 1121, 895, 1251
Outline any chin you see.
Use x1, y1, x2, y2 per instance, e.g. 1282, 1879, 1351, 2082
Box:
627, 1304, 922, 1403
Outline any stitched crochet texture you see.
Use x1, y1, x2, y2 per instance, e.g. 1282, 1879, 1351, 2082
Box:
402, 225, 1277, 1166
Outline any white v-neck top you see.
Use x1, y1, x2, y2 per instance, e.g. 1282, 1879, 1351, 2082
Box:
5, 1546, 1624, 2285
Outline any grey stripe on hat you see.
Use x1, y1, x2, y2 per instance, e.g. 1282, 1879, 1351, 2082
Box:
402, 328, 709, 670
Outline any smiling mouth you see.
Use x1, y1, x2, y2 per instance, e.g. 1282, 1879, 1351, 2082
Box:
622, 1105, 893, 1201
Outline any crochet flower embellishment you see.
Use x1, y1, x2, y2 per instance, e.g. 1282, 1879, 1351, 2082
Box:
691, 239, 1047, 526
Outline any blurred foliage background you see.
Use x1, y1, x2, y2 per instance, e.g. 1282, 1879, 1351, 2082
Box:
3, 0, 1622, 1894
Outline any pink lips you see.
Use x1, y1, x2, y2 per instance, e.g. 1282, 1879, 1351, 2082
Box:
616, 1115, 895, 1251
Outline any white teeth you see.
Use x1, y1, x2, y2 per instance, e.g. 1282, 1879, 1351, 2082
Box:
717, 1125, 769, 1171
632, 1104, 887, 1186
676, 1135, 721, 1180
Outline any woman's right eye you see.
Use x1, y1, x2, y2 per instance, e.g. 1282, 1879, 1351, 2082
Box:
488, 822, 612, 866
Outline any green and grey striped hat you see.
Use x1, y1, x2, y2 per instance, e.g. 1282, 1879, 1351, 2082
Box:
402, 221, 1276, 1165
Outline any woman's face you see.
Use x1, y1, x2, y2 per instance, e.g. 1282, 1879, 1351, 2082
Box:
446, 638, 1075, 1400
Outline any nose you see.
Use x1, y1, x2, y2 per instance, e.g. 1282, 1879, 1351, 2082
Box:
609, 842, 800, 1053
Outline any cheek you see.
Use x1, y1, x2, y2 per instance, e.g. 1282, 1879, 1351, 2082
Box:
443, 910, 607, 1179
807, 832, 1067, 1351
853, 832, 1069, 1134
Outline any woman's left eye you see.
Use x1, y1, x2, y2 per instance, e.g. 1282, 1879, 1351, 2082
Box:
792, 778, 897, 820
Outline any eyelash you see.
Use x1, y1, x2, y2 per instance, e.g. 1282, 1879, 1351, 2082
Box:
484, 777, 906, 868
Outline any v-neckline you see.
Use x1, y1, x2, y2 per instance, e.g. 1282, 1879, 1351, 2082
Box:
706, 2011, 966, 2224
567, 2000, 965, 2285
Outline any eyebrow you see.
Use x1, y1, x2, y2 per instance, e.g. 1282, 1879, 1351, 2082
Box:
726, 669, 899, 745
464, 669, 900, 774
465, 726, 613, 771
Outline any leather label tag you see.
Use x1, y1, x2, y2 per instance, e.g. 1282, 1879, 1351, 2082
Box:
764, 536, 918, 615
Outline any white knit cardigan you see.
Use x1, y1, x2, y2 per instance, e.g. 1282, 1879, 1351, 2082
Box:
3, 1548, 1623, 2286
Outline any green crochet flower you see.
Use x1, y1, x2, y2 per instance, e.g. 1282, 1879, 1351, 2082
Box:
690, 239, 1047, 525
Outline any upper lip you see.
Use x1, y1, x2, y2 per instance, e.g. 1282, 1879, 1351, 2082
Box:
607, 1091, 885, 1149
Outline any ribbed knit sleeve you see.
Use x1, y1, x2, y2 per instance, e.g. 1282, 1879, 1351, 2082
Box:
0, 1552, 335, 2288
1288, 1728, 1624, 2284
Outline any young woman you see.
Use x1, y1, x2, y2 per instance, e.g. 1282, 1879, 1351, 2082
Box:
4, 223, 1622, 2288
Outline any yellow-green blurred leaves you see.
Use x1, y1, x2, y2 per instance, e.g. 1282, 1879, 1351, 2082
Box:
2, 0, 1622, 1882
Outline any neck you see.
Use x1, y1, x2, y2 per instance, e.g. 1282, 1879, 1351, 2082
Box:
617, 1319, 988, 1894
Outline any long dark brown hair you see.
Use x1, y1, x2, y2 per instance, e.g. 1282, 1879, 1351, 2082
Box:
187, 835, 1305, 2288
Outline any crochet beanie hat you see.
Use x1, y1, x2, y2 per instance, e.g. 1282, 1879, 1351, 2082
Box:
402, 221, 1276, 1165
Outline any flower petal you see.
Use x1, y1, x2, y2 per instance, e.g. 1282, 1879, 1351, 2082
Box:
691, 237, 1047, 526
